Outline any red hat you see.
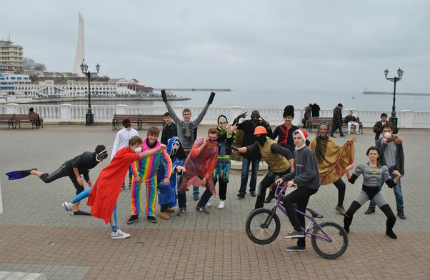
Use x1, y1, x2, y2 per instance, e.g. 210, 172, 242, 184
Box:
295, 129, 308, 141
254, 126, 267, 135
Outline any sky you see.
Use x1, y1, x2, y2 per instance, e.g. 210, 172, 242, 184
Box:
2, 0, 430, 94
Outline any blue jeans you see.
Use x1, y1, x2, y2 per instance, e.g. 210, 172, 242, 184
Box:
369, 169, 404, 211
239, 157, 260, 194
193, 186, 200, 196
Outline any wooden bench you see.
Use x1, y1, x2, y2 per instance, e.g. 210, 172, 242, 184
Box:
13, 114, 43, 130
0, 114, 15, 129
306, 117, 363, 134
140, 114, 164, 126
112, 114, 142, 130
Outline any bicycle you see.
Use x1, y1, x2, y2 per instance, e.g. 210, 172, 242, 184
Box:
245, 184, 348, 259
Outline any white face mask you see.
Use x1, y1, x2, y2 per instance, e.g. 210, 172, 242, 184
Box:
384, 132, 392, 139
134, 146, 142, 153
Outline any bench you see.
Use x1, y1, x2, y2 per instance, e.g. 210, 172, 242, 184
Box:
13, 114, 43, 130
112, 114, 142, 130
0, 114, 15, 129
140, 114, 164, 126
306, 117, 363, 134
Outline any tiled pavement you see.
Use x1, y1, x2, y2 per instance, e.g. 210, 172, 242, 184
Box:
1, 125, 429, 279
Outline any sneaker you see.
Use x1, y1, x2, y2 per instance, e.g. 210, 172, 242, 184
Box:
62, 201, 74, 216
121, 184, 126, 190
335, 205, 346, 215
365, 207, 375, 215
127, 215, 139, 224
193, 195, 199, 201
218, 201, 225, 209
250, 190, 256, 197
264, 193, 274, 203
196, 206, 210, 214
285, 230, 305, 239
331, 134, 336, 138
177, 208, 187, 216
397, 210, 406, 220
348, 132, 351, 135
206, 197, 213, 207
237, 192, 245, 198
128, 182, 132, 189
160, 212, 170, 220
73, 210, 92, 216
147, 216, 158, 223
356, 131, 360, 135
111, 229, 130, 239
285, 244, 306, 252
386, 230, 397, 239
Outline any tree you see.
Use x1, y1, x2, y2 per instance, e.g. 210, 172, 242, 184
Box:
23, 57, 47, 73
34, 63, 46, 72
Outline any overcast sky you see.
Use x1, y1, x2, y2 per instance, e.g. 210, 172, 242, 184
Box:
2, 0, 429, 93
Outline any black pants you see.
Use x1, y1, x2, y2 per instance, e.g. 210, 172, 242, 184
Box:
214, 179, 227, 201
178, 184, 213, 209
39, 164, 84, 194
282, 187, 318, 247
331, 119, 344, 136
255, 170, 287, 209
333, 178, 346, 207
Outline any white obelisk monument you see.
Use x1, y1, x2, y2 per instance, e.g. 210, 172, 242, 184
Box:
72, 13, 85, 77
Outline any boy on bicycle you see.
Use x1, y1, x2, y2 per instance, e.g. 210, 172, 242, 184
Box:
275, 130, 320, 252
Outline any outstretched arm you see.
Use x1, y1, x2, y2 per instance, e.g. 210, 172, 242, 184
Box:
138, 144, 166, 159
162, 90, 182, 125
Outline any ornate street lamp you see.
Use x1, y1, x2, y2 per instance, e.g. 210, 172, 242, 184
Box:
384, 68, 404, 128
80, 61, 100, 126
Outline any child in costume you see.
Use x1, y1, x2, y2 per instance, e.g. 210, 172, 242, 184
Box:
157, 137, 187, 220
127, 127, 172, 224
62, 136, 166, 239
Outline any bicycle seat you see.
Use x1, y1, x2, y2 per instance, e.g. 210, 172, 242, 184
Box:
306, 208, 323, 218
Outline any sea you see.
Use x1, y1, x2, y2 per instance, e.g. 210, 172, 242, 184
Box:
38, 88, 429, 112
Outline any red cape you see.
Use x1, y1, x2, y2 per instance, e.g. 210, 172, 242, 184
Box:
88, 147, 139, 224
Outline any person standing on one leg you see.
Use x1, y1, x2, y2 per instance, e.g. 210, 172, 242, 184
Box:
112, 119, 139, 190
162, 90, 215, 201
343, 146, 400, 239
7, 145, 108, 215
63, 136, 166, 239
128, 127, 172, 224
177, 128, 219, 215
233, 110, 272, 198
365, 123, 406, 219
275, 129, 320, 252
309, 122, 356, 215
212, 115, 237, 209
233, 126, 293, 209
330, 103, 344, 138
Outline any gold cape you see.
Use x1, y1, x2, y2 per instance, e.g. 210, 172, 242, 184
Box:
309, 138, 354, 185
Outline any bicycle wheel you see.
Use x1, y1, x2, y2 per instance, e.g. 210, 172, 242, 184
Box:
311, 222, 348, 259
245, 208, 280, 245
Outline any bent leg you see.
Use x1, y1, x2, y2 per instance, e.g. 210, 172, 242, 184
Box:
333, 178, 346, 207
254, 171, 274, 209
72, 188, 91, 203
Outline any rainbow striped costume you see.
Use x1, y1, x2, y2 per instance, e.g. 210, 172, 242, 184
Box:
130, 138, 172, 217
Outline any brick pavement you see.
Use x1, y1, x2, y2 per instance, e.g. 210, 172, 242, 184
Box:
1, 125, 430, 279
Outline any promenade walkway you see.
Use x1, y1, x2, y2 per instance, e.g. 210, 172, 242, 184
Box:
1, 125, 429, 279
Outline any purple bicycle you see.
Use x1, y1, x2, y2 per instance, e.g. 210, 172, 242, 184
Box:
245, 184, 348, 259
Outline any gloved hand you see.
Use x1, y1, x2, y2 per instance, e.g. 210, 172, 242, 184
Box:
237, 112, 247, 119
208, 92, 216, 104
161, 90, 167, 103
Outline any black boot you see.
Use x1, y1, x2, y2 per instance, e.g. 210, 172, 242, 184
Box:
343, 214, 353, 233
264, 192, 274, 203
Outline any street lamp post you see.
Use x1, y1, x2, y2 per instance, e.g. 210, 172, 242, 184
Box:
384, 68, 404, 128
80, 61, 100, 126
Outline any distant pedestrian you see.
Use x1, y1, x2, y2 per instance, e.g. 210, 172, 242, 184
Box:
28, 107, 41, 128
311, 103, 320, 117
161, 112, 177, 145
373, 113, 398, 141
111, 118, 139, 190
162, 90, 215, 201
345, 111, 360, 135
303, 103, 312, 128
331, 103, 344, 137
233, 110, 273, 198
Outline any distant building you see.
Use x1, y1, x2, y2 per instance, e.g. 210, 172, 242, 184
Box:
0, 40, 24, 73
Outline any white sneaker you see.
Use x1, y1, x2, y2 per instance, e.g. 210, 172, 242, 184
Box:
62, 201, 74, 216
111, 229, 130, 239
218, 201, 225, 209
348, 132, 351, 135
206, 197, 213, 207
356, 132, 360, 135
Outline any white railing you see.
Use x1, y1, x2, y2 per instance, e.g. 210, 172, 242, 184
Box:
1, 103, 430, 129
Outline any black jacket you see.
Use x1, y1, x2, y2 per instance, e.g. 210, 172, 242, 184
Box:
332, 107, 342, 122
64, 152, 99, 181
233, 118, 272, 159
161, 122, 178, 145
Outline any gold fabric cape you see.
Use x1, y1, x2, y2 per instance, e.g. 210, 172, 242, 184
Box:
309, 138, 354, 185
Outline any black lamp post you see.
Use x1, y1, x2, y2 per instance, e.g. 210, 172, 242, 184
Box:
384, 68, 404, 128
80, 61, 100, 126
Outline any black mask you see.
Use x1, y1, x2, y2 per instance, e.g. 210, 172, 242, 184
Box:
256, 135, 266, 146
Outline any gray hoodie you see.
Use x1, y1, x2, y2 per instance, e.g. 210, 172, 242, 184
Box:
282, 146, 320, 190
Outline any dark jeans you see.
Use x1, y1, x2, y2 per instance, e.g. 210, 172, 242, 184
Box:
214, 179, 228, 201
196, 186, 213, 208
283, 187, 318, 247
39, 164, 84, 194
331, 119, 344, 136
254, 170, 287, 209
239, 157, 260, 194
178, 192, 187, 209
